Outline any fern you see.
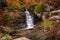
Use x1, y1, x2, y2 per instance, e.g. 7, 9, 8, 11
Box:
40, 19, 54, 30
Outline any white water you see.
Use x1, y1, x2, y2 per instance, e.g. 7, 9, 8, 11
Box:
25, 9, 34, 29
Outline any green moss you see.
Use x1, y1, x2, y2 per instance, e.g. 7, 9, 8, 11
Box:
28, 4, 37, 13
34, 2, 46, 14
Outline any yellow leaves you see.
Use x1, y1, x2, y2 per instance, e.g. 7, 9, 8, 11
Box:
0, 32, 3, 37
6, 0, 21, 9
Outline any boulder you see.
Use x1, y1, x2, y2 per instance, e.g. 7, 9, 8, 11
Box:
14, 37, 30, 40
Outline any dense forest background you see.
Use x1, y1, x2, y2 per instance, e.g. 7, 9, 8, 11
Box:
0, 0, 60, 40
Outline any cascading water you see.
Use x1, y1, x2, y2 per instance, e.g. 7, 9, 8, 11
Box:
25, 9, 34, 29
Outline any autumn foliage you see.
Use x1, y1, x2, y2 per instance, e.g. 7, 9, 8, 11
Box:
6, 0, 21, 8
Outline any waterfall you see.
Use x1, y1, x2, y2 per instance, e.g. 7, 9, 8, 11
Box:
25, 9, 34, 29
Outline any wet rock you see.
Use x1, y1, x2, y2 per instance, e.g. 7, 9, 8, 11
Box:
14, 37, 30, 40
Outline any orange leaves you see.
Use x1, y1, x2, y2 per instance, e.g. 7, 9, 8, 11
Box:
32, 0, 36, 3
6, 0, 21, 8
24, 0, 31, 5
24, 0, 41, 5
5, 0, 41, 7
